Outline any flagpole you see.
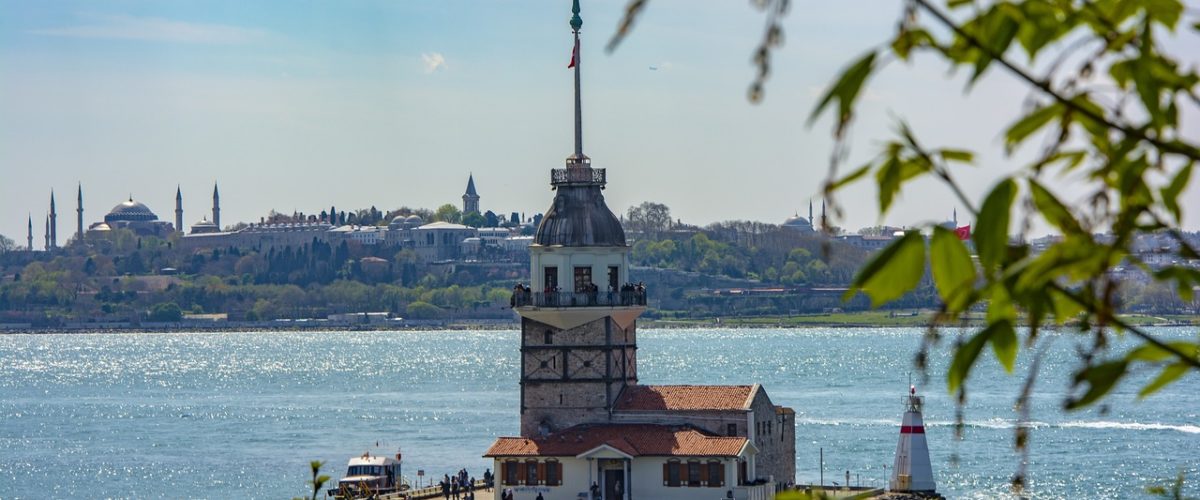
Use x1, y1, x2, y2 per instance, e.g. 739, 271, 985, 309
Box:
570, 0, 584, 165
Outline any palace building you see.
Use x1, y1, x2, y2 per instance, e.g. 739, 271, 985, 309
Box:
483, 3, 794, 499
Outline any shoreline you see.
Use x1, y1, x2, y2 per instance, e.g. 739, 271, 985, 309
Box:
2, 313, 1194, 334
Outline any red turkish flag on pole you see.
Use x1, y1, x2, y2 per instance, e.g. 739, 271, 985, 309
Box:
568, 39, 578, 68
955, 225, 971, 240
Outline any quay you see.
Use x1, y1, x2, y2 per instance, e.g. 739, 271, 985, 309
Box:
377, 480, 489, 500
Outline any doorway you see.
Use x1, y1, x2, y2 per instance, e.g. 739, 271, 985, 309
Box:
603, 468, 625, 500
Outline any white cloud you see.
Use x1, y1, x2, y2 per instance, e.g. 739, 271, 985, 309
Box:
421, 52, 447, 73
29, 13, 265, 44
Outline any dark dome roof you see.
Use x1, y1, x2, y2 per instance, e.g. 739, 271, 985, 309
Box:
105, 199, 158, 223
534, 184, 626, 247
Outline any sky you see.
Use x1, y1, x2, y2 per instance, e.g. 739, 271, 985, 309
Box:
1, 0, 1198, 245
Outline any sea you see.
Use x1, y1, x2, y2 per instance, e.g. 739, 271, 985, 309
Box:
0, 327, 1197, 499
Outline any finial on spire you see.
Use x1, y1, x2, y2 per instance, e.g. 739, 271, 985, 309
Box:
570, 0, 582, 32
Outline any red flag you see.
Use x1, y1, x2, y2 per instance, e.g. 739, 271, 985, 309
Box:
955, 224, 971, 240
568, 40, 578, 68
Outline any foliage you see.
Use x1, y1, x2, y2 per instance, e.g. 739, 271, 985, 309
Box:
405, 301, 443, 319
0, 233, 14, 253
610, 0, 1200, 491
462, 211, 486, 228
433, 204, 462, 224
625, 201, 673, 234
148, 302, 183, 322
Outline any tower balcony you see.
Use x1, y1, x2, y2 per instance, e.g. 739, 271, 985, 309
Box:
513, 289, 646, 308
550, 167, 606, 187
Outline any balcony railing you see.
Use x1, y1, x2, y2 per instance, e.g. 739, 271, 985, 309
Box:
513, 289, 646, 308
551, 167, 606, 186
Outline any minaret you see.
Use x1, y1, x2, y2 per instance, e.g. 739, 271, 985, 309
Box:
27, 215, 33, 251
953, 207, 958, 226
513, 0, 643, 438
808, 199, 814, 226
76, 183, 84, 243
212, 183, 220, 230
175, 186, 184, 234
462, 174, 480, 214
49, 191, 57, 249
889, 385, 937, 493
44, 215, 50, 251
821, 198, 827, 232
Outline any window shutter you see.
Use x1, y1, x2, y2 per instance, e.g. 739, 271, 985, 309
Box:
500, 462, 506, 485
663, 463, 669, 486
557, 462, 564, 486
537, 462, 546, 484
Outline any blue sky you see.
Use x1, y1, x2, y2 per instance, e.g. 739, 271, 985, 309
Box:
2, 1, 1198, 244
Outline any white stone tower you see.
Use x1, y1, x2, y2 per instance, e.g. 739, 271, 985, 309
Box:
211, 183, 220, 230
76, 183, 84, 243
513, 0, 645, 438
463, 174, 480, 214
889, 385, 937, 493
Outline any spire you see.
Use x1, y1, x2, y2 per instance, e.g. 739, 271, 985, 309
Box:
821, 199, 827, 232
175, 185, 184, 234
953, 207, 958, 226
567, 0, 588, 167
465, 174, 478, 196
44, 214, 50, 251
76, 182, 84, 243
49, 190, 57, 249
212, 182, 221, 230
28, 214, 33, 251
463, 174, 481, 214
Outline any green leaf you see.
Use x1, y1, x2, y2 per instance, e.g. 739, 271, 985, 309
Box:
989, 319, 1018, 373
1004, 102, 1062, 151
1138, 362, 1189, 398
969, 5, 1021, 85
1127, 341, 1198, 362
939, 149, 975, 163
828, 163, 871, 191
1049, 287, 1084, 324
1029, 180, 1083, 234
1161, 163, 1192, 222
846, 231, 926, 307
948, 326, 991, 393
1145, 0, 1183, 29
930, 226, 975, 312
975, 179, 1017, 270
947, 0, 973, 8
809, 52, 877, 130
1066, 360, 1128, 410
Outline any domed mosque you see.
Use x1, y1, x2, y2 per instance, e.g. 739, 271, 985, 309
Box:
88, 196, 176, 238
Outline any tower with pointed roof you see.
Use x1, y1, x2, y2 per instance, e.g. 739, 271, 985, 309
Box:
512, 0, 642, 439
212, 183, 221, 230
176, 186, 184, 234
27, 215, 33, 251
484, 4, 794, 497
463, 174, 480, 214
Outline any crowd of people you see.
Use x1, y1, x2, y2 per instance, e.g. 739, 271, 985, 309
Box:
436, 467, 491, 500
509, 282, 647, 308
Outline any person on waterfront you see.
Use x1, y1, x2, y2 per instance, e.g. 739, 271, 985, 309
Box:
483, 468, 492, 491
440, 478, 449, 500
536, 492, 545, 500
590, 481, 601, 500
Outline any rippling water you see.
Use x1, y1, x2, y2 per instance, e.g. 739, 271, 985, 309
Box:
0, 327, 1197, 499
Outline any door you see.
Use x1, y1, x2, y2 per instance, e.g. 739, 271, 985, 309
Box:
604, 469, 624, 500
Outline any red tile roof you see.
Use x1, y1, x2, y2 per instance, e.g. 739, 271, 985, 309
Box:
484, 424, 747, 458
613, 385, 755, 412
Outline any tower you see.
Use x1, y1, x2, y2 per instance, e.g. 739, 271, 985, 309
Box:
462, 174, 480, 214
889, 385, 937, 493
821, 198, 827, 232
212, 183, 220, 230
49, 191, 57, 249
809, 199, 814, 226
513, 0, 644, 438
76, 183, 84, 244
175, 186, 184, 234
27, 214, 33, 251
44, 214, 50, 251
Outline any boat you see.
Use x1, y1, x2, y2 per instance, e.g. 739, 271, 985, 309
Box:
327, 450, 410, 499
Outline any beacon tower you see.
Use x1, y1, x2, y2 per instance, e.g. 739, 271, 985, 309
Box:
513, 0, 644, 437
890, 385, 937, 493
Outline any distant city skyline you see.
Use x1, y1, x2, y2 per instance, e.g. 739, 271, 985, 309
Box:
3, 1, 1198, 243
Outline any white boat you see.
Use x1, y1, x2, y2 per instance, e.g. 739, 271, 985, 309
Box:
327, 451, 409, 499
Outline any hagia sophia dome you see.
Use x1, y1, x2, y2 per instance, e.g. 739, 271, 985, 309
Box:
104, 198, 159, 223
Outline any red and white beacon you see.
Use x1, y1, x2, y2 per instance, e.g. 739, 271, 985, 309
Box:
889, 385, 937, 494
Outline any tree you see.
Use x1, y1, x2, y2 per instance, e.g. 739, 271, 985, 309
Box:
625, 201, 672, 234
405, 301, 443, 319
462, 211, 486, 228
148, 302, 183, 322
611, 0, 1200, 491
0, 233, 14, 253
433, 204, 462, 224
